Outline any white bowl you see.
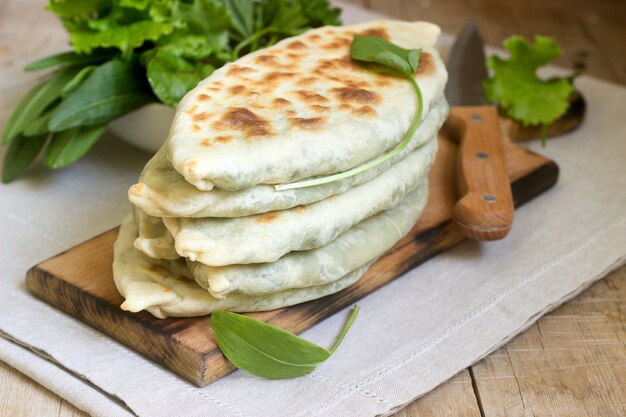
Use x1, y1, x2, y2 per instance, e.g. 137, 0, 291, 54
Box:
108, 103, 176, 153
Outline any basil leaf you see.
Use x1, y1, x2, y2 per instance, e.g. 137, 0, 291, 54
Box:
61, 65, 97, 98
2, 66, 80, 144
25, 50, 114, 72
350, 34, 421, 77
1, 134, 48, 183
211, 306, 360, 379
48, 59, 154, 131
23, 106, 57, 137
44, 125, 107, 169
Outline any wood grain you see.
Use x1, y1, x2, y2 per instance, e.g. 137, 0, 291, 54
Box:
471, 267, 626, 417
2, 0, 625, 415
395, 370, 483, 417
25, 121, 557, 387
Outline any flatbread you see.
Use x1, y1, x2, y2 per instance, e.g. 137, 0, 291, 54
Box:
132, 207, 178, 260
189, 179, 429, 299
113, 215, 370, 318
167, 20, 447, 191
129, 99, 448, 218
161, 137, 437, 266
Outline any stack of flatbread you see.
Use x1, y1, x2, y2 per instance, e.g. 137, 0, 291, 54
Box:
113, 20, 449, 318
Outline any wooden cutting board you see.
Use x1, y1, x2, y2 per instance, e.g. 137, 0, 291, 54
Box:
25, 108, 559, 387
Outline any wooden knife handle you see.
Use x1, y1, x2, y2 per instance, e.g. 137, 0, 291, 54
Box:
450, 106, 514, 240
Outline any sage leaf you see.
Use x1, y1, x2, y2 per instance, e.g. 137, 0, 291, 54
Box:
350, 35, 421, 76
221, 0, 256, 40
1, 134, 47, 183
44, 125, 107, 169
49, 59, 154, 131
23, 106, 56, 137
25, 50, 114, 72
61, 65, 96, 98
1, 66, 80, 144
211, 305, 360, 379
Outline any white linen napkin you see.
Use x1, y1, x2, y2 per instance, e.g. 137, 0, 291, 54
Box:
1, 2, 625, 416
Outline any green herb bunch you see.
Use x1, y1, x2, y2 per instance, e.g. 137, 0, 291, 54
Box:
1, 0, 341, 183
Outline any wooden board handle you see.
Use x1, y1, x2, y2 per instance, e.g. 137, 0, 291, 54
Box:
449, 106, 514, 240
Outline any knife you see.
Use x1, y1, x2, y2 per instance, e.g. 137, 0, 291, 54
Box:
444, 23, 514, 241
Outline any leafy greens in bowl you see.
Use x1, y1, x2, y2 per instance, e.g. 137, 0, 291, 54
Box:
1, 0, 341, 183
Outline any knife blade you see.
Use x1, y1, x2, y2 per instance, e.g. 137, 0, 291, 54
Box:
445, 23, 514, 241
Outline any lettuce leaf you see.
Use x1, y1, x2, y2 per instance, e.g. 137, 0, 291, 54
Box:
483, 36, 574, 127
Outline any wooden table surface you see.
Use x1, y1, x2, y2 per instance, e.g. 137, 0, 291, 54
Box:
1, 1, 625, 416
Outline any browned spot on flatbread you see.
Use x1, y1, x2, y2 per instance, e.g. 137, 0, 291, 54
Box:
130, 183, 144, 195
264, 72, 296, 83
339, 103, 353, 111
322, 37, 351, 50
360, 28, 389, 39
376, 79, 391, 88
192, 124, 201, 132
255, 55, 278, 66
285, 110, 297, 117
185, 160, 197, 172
227, 65, 255, 76
200, 139, 212, 148
294, 90, 329, 104
289, 117, 326, 131
332, 87, 380, 104
256, 212, 280, 223
294, 205, 308, 212
414, 52, 435, 77
193, 112, 211, 122
316, 56, 363, 73
342, 79, 371, 89
187, 105, 198, 115
207, 87, 221, 92
352, 106, 376, 117
216, 107, 272, 138
298, 76, 319, 87
215, 136, 233, 144
228, 85, 247, 95
273, 98, 291, 106
287, 41, 307, 50
310, 104, 330, 112
197, 94, 210, 101
307, 34, 322, 42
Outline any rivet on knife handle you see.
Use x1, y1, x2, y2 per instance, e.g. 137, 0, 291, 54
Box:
452, 106, 514, 240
